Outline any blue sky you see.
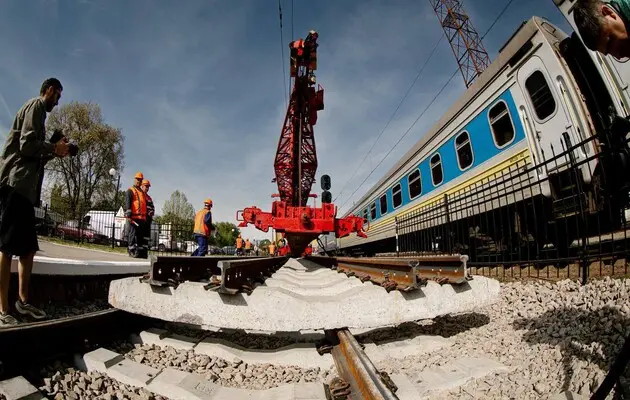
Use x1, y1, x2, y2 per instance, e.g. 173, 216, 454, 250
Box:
0, 0, 571, 241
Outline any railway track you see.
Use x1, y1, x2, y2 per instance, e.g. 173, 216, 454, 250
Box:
111, 253, 495, 334
0, 308, 156, 380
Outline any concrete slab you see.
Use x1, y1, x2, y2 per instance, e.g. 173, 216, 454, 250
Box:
109, 258, 500, 334
11, 256, 148, 276
0, 376, 47, 400
83, 348, 159, 387
194, 338, 334, 370
410, 357, 511, 396
80, 347, 326, 400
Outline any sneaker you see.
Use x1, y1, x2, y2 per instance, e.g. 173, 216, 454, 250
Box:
15, 300, 46, 319
0, 312, 18, 326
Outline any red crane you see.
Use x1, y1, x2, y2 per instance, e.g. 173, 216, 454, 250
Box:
237, 31, 367, 256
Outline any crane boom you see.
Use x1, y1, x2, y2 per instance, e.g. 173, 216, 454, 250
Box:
237, 31, 366, 256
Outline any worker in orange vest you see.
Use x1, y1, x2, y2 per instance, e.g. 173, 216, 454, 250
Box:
235, 234, 244, 256
141, 179, 154, 251
125, 172, 147, 258
245, 238, 252, 255
268, 242, 276, 257
192, 199, 213, 257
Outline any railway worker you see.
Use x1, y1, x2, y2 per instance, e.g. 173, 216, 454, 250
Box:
245, 238, 252, 255
0, 78, 70, 325
141, 179, 154, 252
191, 199, 213, 257
268, 241, 276, 256
573, 0, 630, 59
125, 172, 148, 258
236, 234, 244, 256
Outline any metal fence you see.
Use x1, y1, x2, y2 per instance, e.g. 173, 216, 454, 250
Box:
33, 207, 242, 257
395, 133, 630, 283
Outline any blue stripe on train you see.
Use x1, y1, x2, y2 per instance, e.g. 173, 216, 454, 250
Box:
365, 88, 526, 221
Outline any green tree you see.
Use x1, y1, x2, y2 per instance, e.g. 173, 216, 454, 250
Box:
159, 190, 195, 239
45, 101, 125, 221
214, 222, 240, 247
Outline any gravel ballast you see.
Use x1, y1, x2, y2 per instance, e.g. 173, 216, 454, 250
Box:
364, 277, 630, 399
112, 341, 333, 390
25, 276, 630, 399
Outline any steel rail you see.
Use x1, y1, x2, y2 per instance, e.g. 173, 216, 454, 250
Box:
307, 254, 470, 291
0, 308, 155, 379
204, 256, 290, 294
320, 329, 399, 400
140, 255, 261, 287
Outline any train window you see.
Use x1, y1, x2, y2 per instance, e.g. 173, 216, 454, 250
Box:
430, 153, 443, 186
408, 169, 422, 200
488, 101, 515, 148
362, 208, 368, 221
525, 70, 556, 121
379, 194, 387, 215
455, 131, 473, 170
370, 203, 376, 220
392, 184, 402, 208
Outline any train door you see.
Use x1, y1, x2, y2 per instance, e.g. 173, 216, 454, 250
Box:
517, 55, 576, 171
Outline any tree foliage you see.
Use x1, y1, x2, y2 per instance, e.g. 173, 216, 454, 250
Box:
161, 190, 195, 225
45, 101, 124, 220
214, 222, 240, 247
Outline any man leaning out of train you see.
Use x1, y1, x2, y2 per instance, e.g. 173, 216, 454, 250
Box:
574, 0, 630, 60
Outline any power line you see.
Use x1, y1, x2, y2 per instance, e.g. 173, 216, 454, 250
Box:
337, 0, 517, 214
291, 0, 295, 40
278, 0, 288, 108
333, 33, 445, 203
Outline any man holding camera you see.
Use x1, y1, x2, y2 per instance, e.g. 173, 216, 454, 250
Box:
0, 78, 70, 326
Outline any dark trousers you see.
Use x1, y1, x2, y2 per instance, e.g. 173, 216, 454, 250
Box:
191, 234, 208, 257
128, 219, 147, 258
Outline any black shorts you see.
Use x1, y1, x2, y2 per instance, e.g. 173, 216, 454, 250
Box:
0, 185, 39, 257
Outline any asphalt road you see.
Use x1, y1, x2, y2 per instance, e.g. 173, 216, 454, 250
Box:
36, 240, 137, 261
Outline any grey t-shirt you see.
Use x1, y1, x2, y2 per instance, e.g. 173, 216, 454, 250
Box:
0, 97, 55, 205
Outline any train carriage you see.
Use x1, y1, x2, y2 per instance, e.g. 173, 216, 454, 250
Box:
337, 14, 630, 260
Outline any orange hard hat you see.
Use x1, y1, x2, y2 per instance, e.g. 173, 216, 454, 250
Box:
142, 179, 151, 187
134, 172, 143, 179
204, 198, 213, 206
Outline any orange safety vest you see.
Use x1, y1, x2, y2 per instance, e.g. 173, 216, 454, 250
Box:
130, 187, 147, 221
236, 238, 243, 249
245, 240, 251, 250
269, 244, 276, 254
193, 209, 210, 237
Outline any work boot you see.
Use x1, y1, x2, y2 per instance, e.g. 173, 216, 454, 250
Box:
0, 312, 18, 327
15, 300, 46, 319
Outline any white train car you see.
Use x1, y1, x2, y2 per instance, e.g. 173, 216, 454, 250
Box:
338, 14, 630, 258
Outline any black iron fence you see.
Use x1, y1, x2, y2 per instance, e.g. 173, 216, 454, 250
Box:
33, 207, 244, 257
394, 133, 630, 283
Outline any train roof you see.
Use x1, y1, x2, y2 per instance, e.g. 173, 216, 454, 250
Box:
345, 16, 545, 216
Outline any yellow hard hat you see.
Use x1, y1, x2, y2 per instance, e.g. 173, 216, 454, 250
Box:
134, 172, 144, 180
204, 198, 213, 206
142, 179, 151, 187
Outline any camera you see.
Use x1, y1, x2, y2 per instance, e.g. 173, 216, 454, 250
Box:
50, 129, 78, 156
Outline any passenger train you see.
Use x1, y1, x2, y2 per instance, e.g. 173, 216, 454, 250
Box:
333, 1, 630, 258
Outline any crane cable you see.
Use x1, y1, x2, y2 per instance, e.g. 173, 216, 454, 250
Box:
337, 0, 516, 213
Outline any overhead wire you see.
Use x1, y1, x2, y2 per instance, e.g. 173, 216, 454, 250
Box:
333, 33, 446, 203
278, 0, 288, 108
337, 0, 517, 213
